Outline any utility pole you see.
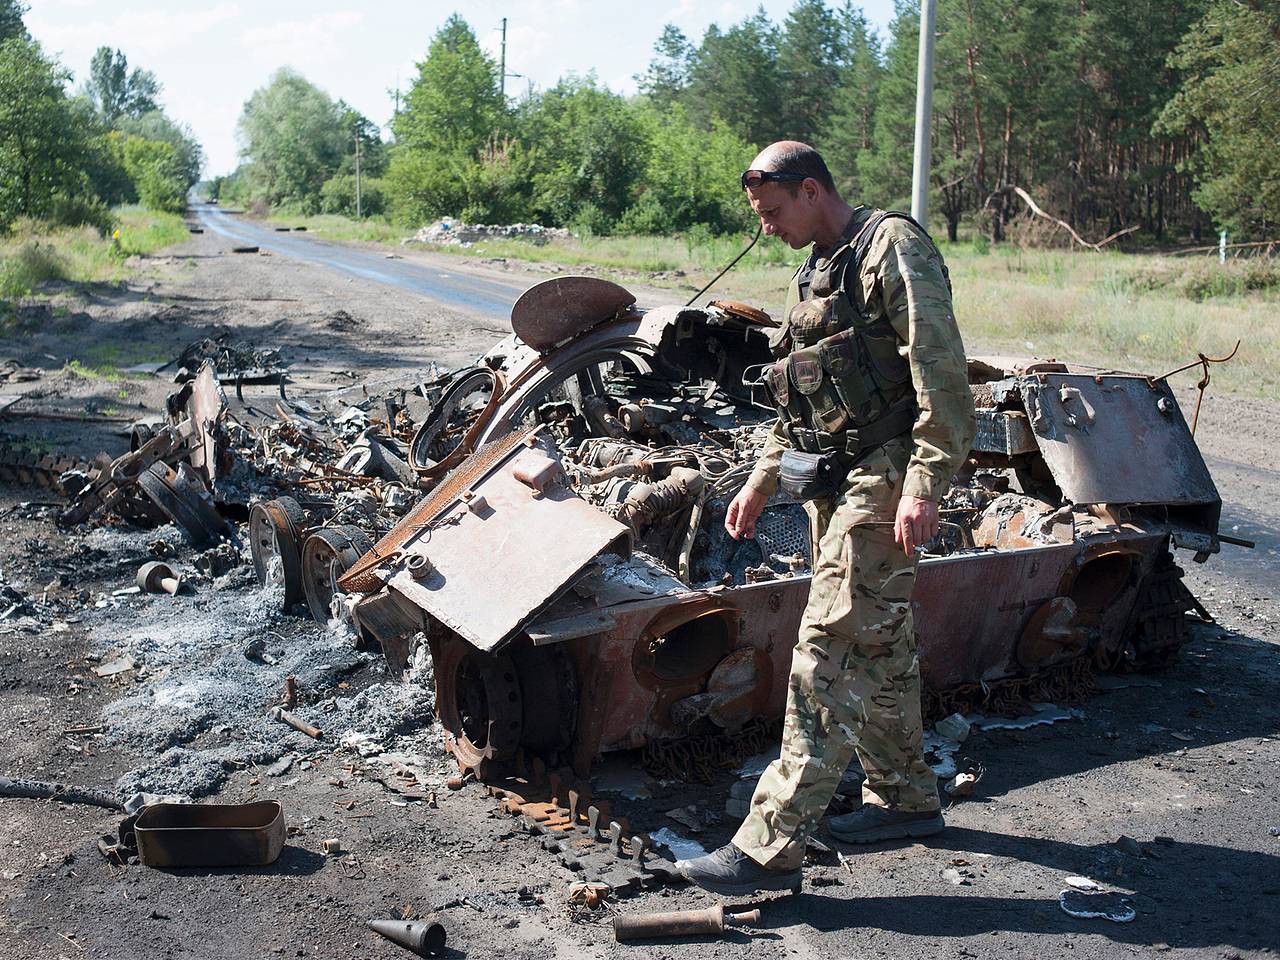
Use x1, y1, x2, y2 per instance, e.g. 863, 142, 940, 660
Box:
499, 17, 508, 100
911, 0, 937, 228
497, 18, 522, 101
355, 132, 362, 220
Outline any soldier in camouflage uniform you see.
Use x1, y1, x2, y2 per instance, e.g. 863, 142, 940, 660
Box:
680, 142, 974, 896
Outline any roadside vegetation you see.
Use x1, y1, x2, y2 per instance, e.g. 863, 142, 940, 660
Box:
209, 0, 1277, 395
217, 2, 1279, 246
0, 206, 189, 302
0, 1, 202, 302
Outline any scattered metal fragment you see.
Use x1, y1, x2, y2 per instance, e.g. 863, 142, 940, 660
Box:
136, 560, 182, 595
1058, 889, 1136, 923
1065, 876, 1100, 891
322, 838, 341, 855
93, 653, 138, 678
270, 706, 322, 740
945, 770, 981, 798
613, 905, 761, 942
366, 918, 447, 956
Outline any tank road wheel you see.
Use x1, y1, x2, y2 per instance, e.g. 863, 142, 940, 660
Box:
435, 640, 523, 773
248, 496, 307, 610
434, 637, 577, 774
301, 524, 374, 624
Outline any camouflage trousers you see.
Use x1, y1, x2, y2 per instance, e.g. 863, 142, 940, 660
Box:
733, 439, 938, 870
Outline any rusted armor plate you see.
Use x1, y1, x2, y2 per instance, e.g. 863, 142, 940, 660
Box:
384, 430, 633, 652
510, 276, 637, 352
1022, 374, 1219, 513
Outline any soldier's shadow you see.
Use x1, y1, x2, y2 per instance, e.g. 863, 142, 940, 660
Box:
785, 826, 1279, 951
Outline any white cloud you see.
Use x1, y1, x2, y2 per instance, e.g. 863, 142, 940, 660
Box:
239, 10, 364, 75
28, 3, 241, 68
663, 0, 700, 24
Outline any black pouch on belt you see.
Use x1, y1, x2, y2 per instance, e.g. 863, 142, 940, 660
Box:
778, 449, 843, 501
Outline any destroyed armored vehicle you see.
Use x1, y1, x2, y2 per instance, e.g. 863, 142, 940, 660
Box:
243, 277, 1221, 779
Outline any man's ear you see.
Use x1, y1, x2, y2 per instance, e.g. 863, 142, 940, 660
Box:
803, 179, 820, 204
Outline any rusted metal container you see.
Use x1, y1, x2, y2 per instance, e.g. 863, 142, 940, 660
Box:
134, 801, 286, 868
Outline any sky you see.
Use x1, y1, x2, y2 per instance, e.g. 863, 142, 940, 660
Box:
26, 0, 898, 177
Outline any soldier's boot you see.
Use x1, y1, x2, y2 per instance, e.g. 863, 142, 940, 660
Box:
678, 843, 802, 896
827, 805, 944, 844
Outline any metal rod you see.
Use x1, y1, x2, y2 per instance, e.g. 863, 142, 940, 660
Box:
685, 224, 762, 306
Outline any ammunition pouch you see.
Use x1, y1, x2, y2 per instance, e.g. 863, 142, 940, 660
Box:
779, 449, 843, 501
777, 401, 918, 501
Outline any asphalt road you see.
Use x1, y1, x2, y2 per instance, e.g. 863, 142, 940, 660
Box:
194, 202, 528, 318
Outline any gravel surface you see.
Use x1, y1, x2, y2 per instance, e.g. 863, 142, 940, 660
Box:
0, 222, 1276, 960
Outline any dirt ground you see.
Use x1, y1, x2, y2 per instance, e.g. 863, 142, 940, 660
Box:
0, 223, 1277, 960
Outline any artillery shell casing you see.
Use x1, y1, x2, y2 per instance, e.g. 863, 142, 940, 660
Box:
613, 904, 726, 941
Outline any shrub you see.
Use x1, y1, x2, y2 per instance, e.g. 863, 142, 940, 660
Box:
0, 240, 67, 298
568, 202, 613, 237
49, 194, 116, 235
121, 136, 186, 213
617, 193, 670, 235
385, 148, 470, 226
319, 174, 385, 218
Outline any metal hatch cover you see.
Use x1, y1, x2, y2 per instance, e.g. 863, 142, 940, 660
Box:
1021, 373, 1219, 507
384, 431, 633, 653
510, 276, 636, 351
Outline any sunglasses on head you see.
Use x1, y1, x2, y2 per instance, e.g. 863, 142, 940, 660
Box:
740, 169, 809, 190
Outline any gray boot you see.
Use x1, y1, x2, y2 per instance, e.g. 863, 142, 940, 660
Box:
827, 805, 944, 843
678, 843, 802, 896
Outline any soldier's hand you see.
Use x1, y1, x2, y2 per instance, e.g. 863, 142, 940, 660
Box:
725, 486, 769, 540
894, 495, 939, 558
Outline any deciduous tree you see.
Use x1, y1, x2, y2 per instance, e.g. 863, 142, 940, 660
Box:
392, 15, 505, 154
0, 0, 27, 43
237, 68, 346, 210
0, 38, 92, 227
84, 46, 160, 123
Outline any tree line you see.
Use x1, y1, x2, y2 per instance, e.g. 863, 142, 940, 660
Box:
0, 0, 203, 234
191, 2, 1280, 244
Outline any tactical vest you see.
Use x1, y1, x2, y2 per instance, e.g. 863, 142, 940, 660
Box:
762, 210, 942, 457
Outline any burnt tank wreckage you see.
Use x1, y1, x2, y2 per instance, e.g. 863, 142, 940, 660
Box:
248, 277, 1222, 779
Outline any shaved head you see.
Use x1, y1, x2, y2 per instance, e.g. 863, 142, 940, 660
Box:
750, 141, 836, 194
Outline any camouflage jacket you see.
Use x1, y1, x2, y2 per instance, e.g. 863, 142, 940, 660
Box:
747, 208, 974, 503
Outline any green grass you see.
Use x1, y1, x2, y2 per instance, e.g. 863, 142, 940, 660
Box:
59, 342, 172, 384
258, 213, 406, 245
938, 245, 1278, 396
0, 206, 189, 302
249, 209, 1280, 398
64, 358, 123, 381
0, 240, 67, 299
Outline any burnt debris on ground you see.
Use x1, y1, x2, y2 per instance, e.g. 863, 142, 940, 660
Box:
0, 274, 1255, 937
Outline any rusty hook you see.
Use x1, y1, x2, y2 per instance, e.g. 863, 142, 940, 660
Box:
1147, 339, 1241, 436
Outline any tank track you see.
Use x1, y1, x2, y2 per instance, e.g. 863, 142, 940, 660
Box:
1123, 547, 1204, 669
0, 443, 94, 497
